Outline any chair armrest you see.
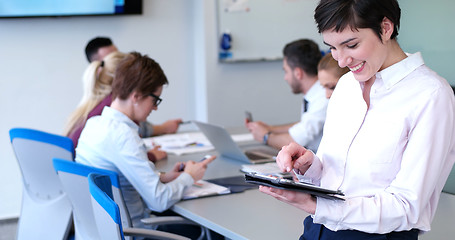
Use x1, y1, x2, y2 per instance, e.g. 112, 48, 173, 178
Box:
123, 227, 190, 240
141, 216, 199, 226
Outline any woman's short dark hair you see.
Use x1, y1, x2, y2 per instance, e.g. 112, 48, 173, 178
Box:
283, 39, 322, 77
314, 0, 401, 41
112, 52, 168, 100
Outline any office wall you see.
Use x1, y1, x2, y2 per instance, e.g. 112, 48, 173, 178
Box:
216, 0, 323, 62
203, 1, 302, 127
0, 0, 299, 219
399, 0, 455, 84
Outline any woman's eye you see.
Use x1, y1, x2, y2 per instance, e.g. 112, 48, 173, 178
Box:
347, 43, 358, 49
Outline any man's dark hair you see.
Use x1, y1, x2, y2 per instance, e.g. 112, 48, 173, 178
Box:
283, 39, 322, 77
112, 52, 168, 101
314, 0, 401, 41
85, 37, 114, 62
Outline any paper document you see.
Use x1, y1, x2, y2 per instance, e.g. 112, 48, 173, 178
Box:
241, 162, 291, 178
144, 131, 254, 156
183, 180, 231, 200
143, 132, 213, 155
241, 162, 280, 174
231, 133, 254, 142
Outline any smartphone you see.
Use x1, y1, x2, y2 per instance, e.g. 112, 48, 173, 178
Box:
245, 111, 253, 123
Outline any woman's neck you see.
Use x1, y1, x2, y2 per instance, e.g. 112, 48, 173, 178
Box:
110, 98, 134, 120
380, 39, 407, 71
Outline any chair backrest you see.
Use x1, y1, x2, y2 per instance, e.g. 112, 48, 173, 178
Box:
53, 159, 132, 240
9, 128, 74, 240
89, 173, 125, 240
10, 128, 74, 201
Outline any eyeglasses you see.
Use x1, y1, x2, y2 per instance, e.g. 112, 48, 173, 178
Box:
149, 93, 162, 107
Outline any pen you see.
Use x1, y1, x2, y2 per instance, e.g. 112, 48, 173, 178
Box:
178, 155, 213, 172
179, 121, 191, 125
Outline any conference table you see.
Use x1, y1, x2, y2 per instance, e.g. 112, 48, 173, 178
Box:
153, 132, 455, 240
154, 139, 307, 240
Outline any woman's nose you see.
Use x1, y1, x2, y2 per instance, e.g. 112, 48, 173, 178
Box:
333, 50, 351, 68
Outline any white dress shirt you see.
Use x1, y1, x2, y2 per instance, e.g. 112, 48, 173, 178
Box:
75, 107, 194, 228
289, 81, 329, 152
302, 53, 455, 233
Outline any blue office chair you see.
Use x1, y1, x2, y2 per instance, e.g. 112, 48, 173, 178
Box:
88, 173, 191, 240
54, 159, 200, 240
53, 159, 130, 240
9, 128, 74, 240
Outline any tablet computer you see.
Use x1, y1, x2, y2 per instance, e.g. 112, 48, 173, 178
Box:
244, 172, 345, 201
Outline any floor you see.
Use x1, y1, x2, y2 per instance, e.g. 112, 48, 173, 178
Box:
0, 218, 17, 240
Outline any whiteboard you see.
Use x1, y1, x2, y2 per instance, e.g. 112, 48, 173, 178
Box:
217, 0, 324, 62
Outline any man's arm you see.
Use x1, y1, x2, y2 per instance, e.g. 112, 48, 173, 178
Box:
267, 132, 296, 150
269, 123, 297, 133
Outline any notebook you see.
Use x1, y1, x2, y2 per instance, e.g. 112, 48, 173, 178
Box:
193, 121, 277, 164
182, 180, 231, 200
245, 172, 345, 201
207, 175, 258, 193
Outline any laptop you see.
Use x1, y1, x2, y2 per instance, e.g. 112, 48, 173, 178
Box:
193, 121, 277, 164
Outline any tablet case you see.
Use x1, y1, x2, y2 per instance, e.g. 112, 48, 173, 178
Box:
207, 175, 258, 193
244, 172, 345, 201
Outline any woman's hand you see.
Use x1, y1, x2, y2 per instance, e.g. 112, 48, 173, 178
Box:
184, 155, 216, 182
276, 142, 314, 173
259, 185, 317, 214
159, 161, 187, 183
147, 146, 167, 162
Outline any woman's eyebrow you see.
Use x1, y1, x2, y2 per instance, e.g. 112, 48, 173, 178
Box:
323, 38, 357, 47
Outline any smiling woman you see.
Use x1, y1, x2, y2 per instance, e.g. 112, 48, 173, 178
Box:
258, 0, 455, 239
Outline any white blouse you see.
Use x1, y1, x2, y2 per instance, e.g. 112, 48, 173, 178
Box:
76, 107, 194, 228
304, 53, 455, 234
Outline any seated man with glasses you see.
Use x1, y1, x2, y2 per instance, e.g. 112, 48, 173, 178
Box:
76, 52, 216, 236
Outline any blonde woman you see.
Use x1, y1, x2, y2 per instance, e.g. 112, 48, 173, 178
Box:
65, 51, 127, 146
317, 52, 349, 99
